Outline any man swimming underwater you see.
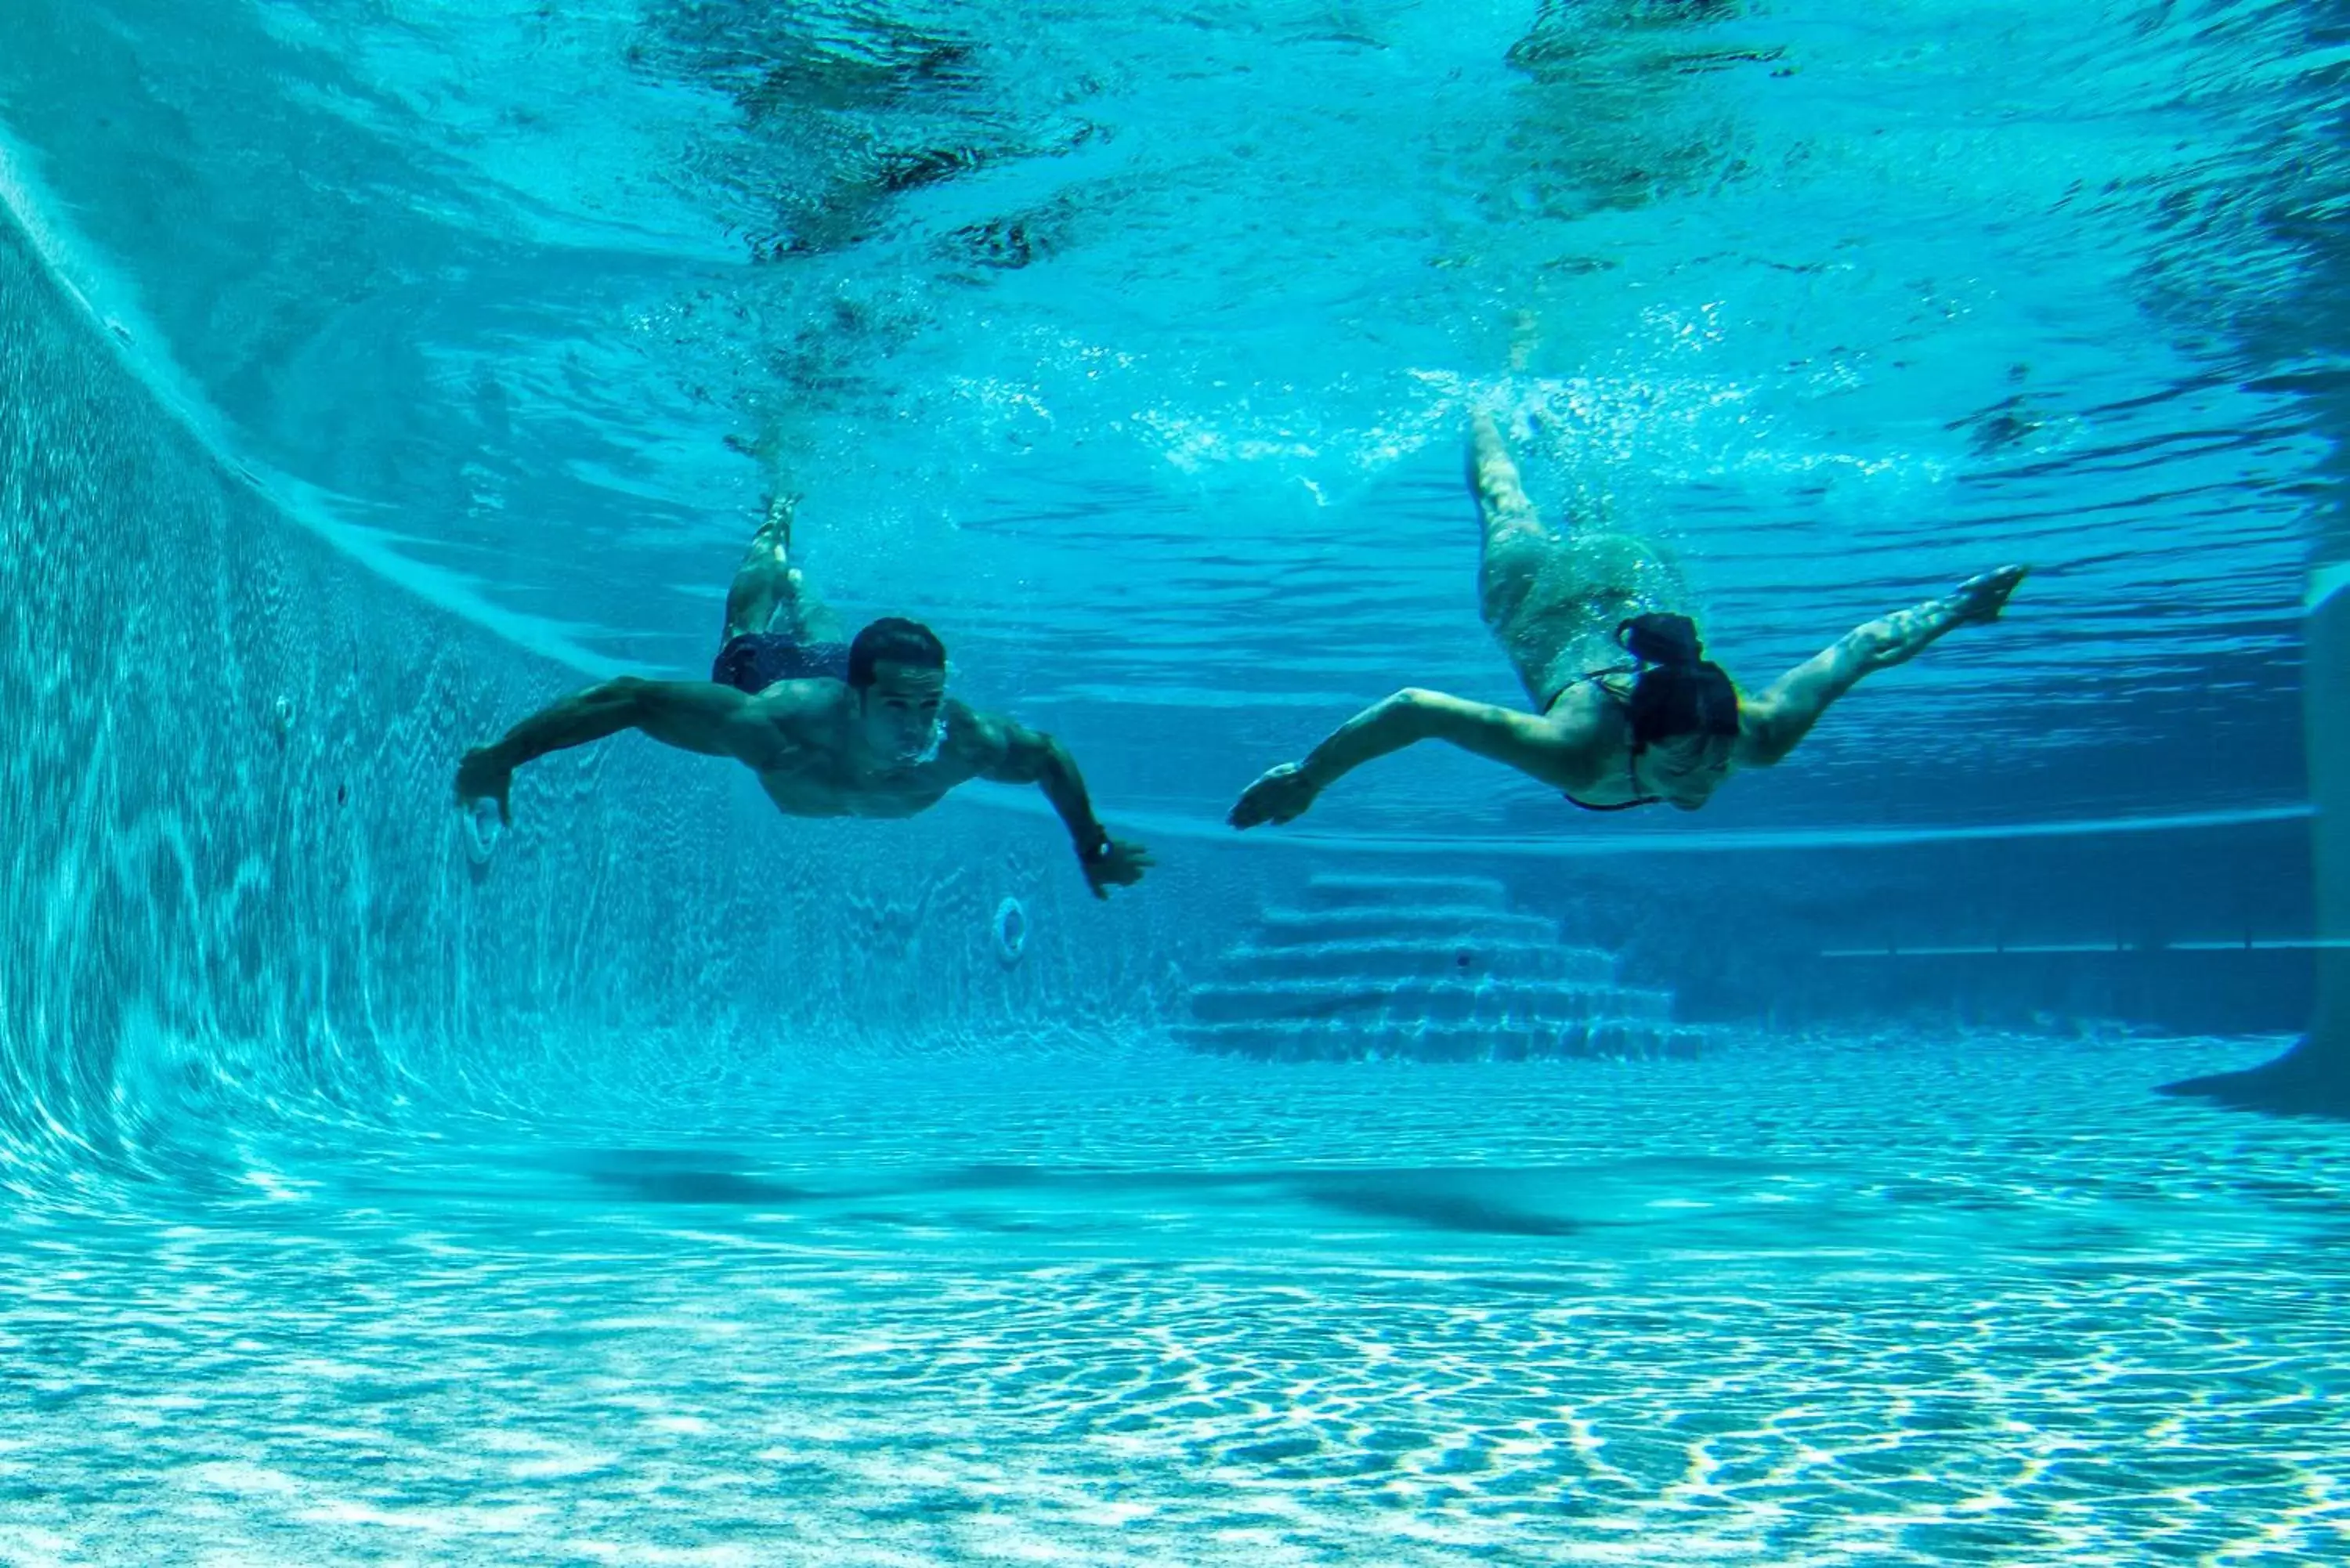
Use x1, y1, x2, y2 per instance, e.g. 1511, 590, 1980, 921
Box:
455, 494, 1152, 898
1228, 411, 2029, 828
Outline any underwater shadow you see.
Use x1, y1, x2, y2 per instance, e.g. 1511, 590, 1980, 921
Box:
913, 1162, 1589, 1237
2159, 1035, 2350, 1122
577, 1148, 813, 1205
583, 1167, 814, 1204
1294, 1176, 1585, 1237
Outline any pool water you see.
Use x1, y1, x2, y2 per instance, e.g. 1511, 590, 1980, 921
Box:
2, 2, 2346, 1563
5, 1031, 2341, 1566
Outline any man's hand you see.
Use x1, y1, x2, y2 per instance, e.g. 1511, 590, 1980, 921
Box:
1948, 564, 2030, 627
1227, 761, 1320, 829
1082, 837, 1153, 900
455, 746, 515, 826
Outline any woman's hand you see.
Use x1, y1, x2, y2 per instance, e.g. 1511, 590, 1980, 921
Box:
1947, 564, 2030, 627
1227, 762, 1321, 829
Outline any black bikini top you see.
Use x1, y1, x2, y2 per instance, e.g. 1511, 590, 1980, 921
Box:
1551, 667, 1661, 813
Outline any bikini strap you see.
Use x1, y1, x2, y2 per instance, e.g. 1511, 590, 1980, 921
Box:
1546, 663, 1640, 713
1557, 663, 1662, 810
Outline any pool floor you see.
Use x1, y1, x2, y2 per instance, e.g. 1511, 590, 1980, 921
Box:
2, 1031, 2342, 1565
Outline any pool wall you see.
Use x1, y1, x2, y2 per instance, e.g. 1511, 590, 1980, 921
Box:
0, 202, 2322, 1162
0, 215, 1187, 1160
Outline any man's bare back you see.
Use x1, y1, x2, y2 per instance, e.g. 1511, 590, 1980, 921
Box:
735, 679, 1094, 822
740, 679, 965, 818
456, 619, 1152, 899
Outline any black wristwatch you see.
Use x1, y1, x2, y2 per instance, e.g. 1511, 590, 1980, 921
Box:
1079, 830, 1113, 864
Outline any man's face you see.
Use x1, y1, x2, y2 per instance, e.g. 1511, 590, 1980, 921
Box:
855, 660, 947, 766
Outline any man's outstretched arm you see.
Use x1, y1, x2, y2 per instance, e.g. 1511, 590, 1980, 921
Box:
1227, 688, 1575, 829
455, 677, 790, 823
964, 711, 1152, 898
1738, 565, 2029, 768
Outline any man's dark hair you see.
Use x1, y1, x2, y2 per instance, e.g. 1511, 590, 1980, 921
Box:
1618, 612, 1739, 750
847, 617, 947, 689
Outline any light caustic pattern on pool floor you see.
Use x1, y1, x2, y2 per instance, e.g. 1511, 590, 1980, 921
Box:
2, 1033, 2345, 1566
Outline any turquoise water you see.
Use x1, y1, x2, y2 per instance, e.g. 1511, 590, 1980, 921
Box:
2, 0, 2330, 829
3, 2, 2348, 1563
5, 1036, 2345, 1563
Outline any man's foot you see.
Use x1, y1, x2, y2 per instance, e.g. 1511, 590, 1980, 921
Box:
757, 491, 801, 555
724, 493, 810, 642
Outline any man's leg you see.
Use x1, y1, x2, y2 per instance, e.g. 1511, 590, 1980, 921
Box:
720, 493, 842, 646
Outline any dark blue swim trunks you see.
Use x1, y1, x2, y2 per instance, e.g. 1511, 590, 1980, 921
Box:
711, 632, 851, 693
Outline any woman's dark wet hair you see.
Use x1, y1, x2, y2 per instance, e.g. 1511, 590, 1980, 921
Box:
1617, 613, 1738, 751
848, 617, 947, 689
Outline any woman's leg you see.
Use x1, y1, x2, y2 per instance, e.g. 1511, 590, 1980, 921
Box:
1468, 412, 1685, 708
1469, 412, 1585, 706
1470, 412, 1555, 629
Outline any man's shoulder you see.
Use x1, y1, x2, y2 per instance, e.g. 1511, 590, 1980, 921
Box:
937, 702, 1028, 771
746, 678, 852, 729
942, 697, 1010, 738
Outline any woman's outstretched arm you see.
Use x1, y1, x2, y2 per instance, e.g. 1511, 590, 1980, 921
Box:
1227, 688, 1582, 829
1737, 565, 2029, 768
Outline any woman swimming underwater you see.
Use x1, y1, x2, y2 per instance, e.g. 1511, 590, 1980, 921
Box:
1227, 412, 2027, 828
